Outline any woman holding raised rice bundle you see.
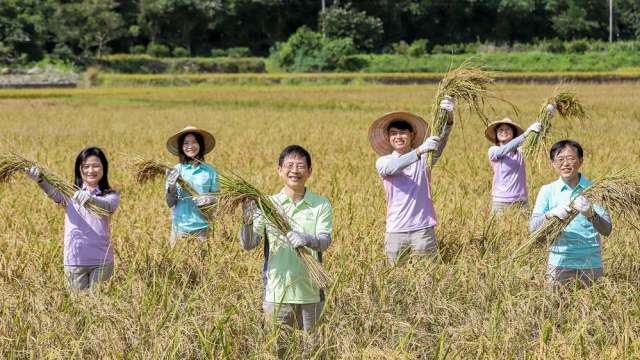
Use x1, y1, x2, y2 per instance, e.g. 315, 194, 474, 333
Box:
529, 140, 612, 286
485, 114, 545, 214
368, 98, 454, 265
165, 125, 218, 246
24, 147, 119, 291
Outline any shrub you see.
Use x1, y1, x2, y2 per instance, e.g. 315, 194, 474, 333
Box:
337, 55, 369, 72
408, 39, 428, 57
210, 49, 226, 57
567, 39, 589, 53
271, 26, 323, 71
543, 38, 565, 53
146, 42, 170, 57
129, 45, 146, 54
226, 47, 251, 58
320, 4, 383, 51
172, 47, 190, 57
391, 41, 409, 55
431, 43, 466, 54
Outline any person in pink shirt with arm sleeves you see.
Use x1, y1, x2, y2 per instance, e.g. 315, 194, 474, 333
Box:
25, 147, 120, 291
484, 110, 551, 214
368, 97, 455, 265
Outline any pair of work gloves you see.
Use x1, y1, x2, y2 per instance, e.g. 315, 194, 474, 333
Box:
25, 166, 93, 207
547, 195, 594, 220
241, 198, 317, 249
165, 168, 216, 207
416, 96, 456, 155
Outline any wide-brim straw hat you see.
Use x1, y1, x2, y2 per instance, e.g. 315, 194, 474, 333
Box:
166, 125, 216, 156
484, 117, 524, 143
368, 111, 429, 156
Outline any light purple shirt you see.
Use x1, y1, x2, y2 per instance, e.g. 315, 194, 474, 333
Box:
40, 182, 120, 266
376, 150, 437, 233
488, 134, 528, 203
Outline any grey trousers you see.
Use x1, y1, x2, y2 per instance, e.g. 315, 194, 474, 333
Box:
546, 264, 603, 287
491, 200, 528, 214
170, 228, 209, 247
262, 301, 324, 333
64, 264, 114, 291
385, 226, 437, 265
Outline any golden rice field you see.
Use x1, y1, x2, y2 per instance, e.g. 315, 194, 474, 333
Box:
1, 83, 640, 358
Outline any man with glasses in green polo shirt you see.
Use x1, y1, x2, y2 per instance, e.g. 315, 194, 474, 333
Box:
239, 145, 333, 334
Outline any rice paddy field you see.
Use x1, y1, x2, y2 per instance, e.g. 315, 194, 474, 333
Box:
1, 82, 640, 358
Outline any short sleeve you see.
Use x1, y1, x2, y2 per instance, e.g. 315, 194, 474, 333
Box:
315, 199, 333, 236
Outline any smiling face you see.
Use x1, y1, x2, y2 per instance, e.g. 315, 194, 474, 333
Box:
182, 133, 201, 159
80, 155, 103, 189
278, 154, 311, 193
388, 126, 415, 154
496, 123, 515, 144
552, 145, 583, 183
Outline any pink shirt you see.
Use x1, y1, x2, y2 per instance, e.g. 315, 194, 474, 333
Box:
376, 151, 437, 233
488, 136, 528, 202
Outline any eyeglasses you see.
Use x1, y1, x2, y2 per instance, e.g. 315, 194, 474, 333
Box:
553, 156, 579, 165
283, 162, 308, 171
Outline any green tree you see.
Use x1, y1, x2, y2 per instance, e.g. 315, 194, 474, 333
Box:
0, 0, 52, 63
50, 0, 125, 59
320, 4, 383, 51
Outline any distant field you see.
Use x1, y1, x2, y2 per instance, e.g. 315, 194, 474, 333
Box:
1, 83, 639, 357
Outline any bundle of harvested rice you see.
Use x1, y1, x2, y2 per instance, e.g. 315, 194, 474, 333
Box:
217, 172, 332, 289
0, 153, 110, 217
523, 90, 586, 159
531, 168, 640, 245
131, 158, 198, 195
426, 60, 513, 168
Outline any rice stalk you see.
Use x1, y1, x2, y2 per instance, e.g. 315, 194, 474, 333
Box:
523, 90, 587, 160
0, 153, 110, 217
217, 172, 332, 289
426, 60, 514, 168
130, 157, 199, 195
531, 168, 640, 246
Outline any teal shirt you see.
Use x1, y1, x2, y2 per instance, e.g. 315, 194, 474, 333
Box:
166, 162, 218, 233
253, 188, 333, 304
532, 174, 609, 269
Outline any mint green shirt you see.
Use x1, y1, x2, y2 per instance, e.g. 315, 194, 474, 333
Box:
253, 188, 333, 304
532, 174, 609, 268
166, 162, 218, 233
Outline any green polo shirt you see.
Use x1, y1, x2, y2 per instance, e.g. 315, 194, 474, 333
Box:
253, 188, 333, 304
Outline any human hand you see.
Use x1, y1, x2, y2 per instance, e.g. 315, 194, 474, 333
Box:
417, 136, 440, 155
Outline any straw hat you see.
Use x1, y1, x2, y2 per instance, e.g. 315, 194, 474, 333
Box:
368, 111, 429, 156
166, 125, 216, 156
484, 117, 524, 143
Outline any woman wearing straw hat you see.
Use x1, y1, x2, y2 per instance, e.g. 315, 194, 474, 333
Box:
485, 117, 542, 214
25, 147, 120, 291
369, 98, 454, 265
529, 140, 612, 286
165, 125, 218, 246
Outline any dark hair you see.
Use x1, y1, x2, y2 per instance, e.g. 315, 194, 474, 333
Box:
178, 132, 205, 163
278, 145, 311, 168
74, 147, 113, 194
387, 120, 413, 132
549, 139, 584, 161
494, 123, 518, 144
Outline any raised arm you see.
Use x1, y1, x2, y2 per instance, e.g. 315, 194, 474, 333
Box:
488, 133, 526, 161
25, 166, 67, 206
376, 151, 420, 177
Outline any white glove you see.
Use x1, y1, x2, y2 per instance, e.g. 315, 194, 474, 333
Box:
526, 122, 542, 135
572, 195, 593, 218
439, 96, 455, 113
545, 103, 556, 117
286, 231, 309, 248
418, 136, 440, 155
166, 168, 179, 189
242, 198, 257, 224
547, 205, 572, 220
193, 194, 217, 207
25, 165, 41, 182
73, 190, 91, 207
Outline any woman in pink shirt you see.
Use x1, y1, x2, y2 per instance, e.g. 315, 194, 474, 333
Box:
485, 117, 543, 214
25, 147, 120, 291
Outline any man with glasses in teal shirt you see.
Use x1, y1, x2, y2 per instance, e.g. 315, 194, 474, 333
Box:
530, 140, 612, 286
239, 145, 333, 334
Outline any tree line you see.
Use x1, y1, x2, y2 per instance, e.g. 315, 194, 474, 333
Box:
1, 0, 639, 65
